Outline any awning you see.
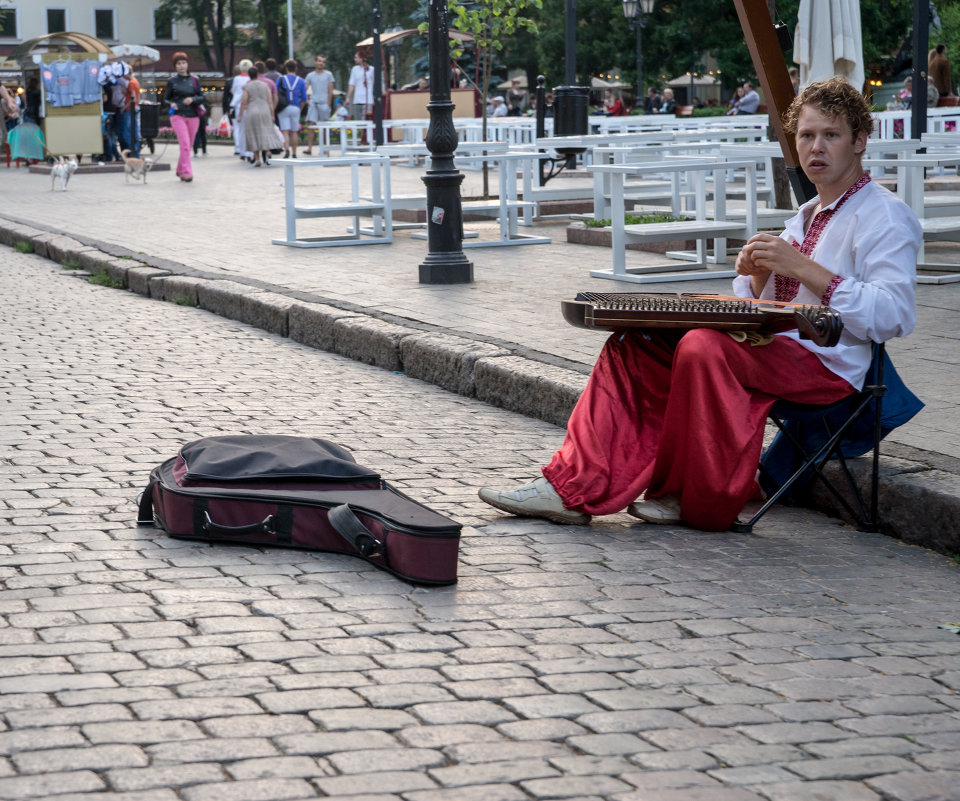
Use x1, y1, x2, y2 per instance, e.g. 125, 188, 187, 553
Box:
665, 74, 721, 88
498, 75, 529, 89
112, 44, 160, 68
10, 31, 114, 64
356, 28, 474, 48
591, 77, 632, 89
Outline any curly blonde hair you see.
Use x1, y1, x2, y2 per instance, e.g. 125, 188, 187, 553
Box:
783, 77, 873, 141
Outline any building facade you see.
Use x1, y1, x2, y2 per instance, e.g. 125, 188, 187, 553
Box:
0, 0, 200, 66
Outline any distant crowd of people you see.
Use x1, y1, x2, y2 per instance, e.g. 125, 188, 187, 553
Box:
894, 43, 955, 111
15, 41, 952, 185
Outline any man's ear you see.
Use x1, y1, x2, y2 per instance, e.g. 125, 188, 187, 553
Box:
854, 131, 868, 154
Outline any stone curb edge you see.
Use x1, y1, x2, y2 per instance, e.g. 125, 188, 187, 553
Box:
2, 220, 957, 553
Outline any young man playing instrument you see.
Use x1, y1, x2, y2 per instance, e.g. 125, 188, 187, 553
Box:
478, 78, 921, 532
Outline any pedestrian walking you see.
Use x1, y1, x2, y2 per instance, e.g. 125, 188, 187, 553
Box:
164, 52, 206, 182
346, 50, 374, 121
276, 59, 307, 158
238, 65, 283, 167
304, 54, 334, 155
230, 60, 253, 161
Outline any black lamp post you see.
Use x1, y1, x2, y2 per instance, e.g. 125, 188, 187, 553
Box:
565, 0, 577, 85
384, 24, 403, 89
419, 0, 473, 284
622, 0, 655, 108
372, 0, 384, 147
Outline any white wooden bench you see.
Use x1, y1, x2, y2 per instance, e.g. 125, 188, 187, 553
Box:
271, 154, 392, 248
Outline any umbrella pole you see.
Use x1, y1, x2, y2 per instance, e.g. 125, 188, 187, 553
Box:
732, 0, 816, 205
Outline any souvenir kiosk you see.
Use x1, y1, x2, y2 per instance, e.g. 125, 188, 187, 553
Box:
12, 32, 112, 157
355, 29, 481, 141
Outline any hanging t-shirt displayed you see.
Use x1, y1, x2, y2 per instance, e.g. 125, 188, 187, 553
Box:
81, 61, 101, 103
41, 59, 103, 107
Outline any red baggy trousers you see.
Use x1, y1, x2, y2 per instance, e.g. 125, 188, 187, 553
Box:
542, 329, 855, 531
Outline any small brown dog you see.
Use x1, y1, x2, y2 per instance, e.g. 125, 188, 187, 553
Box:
120, 149, 154, 183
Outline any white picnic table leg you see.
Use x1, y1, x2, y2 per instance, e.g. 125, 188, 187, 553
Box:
283, 162, 297, 244
499, 158, 511, 241
521, 157, 534, 227
745, 163, 757, 240
902, 162, 927, 263
383, 156, 393, 242
611, 172, 627, 277
712, 166, 726, 264
370, 157, 382, 237
694, 170, 707, 268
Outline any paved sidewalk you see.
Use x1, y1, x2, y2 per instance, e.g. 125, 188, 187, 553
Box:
2, 148, 960, 551
2, 147, 958, 457
2, 249, 959, 801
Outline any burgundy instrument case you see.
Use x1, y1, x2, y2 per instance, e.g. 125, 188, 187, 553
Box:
137, 435, 461, 585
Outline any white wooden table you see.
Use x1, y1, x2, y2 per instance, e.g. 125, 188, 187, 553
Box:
864, 153, 960, 283
587, 158, 757, 283
408, 150, 554, 248
303, 121, 375, 157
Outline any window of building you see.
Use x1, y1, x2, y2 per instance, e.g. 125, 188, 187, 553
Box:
94, 8, 115, 40
0, 8, 18, 39
47, 8, 67, 34
153, 7, 175, 40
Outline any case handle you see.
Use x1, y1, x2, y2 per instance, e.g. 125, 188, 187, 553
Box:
328, 504, 384, 557
201, 510, 276, 537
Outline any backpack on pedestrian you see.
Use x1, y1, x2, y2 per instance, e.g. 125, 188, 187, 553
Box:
276, 76, 293, 112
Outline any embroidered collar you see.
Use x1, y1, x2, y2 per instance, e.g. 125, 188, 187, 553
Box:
776, 173, 871, 302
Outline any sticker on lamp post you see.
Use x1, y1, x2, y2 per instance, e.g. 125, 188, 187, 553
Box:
431, 206, 445, 225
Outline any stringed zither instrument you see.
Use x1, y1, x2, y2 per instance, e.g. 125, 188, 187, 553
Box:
561, 292, 844, 348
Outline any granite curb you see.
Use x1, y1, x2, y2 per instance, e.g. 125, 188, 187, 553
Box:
3, 217, 957, 553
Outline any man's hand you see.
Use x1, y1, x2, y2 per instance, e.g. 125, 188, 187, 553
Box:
741, 232, 835, 298
743, 233, 808, 278
736, 240, 771, 297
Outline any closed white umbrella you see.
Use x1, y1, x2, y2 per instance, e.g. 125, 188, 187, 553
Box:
794, 0, 864, 91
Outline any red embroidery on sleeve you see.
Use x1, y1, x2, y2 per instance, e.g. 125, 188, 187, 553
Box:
820, 275, 844, 306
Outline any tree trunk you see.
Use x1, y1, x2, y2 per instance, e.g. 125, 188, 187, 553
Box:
192, 10, 215, 71
772, 156, 792, 209
202, 0, 225, 74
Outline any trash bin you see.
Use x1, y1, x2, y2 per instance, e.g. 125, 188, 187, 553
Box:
552, 85, 589, 138
139, 103, 159, 139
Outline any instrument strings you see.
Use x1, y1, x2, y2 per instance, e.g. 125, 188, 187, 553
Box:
575, 292, 827, 318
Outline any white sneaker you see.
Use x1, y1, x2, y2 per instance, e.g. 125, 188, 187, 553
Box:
478, 477, 591, 525
627, 493, 682, 524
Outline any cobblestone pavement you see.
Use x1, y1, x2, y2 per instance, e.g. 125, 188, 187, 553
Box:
2, 147, 959, 459
2, 250, 960, 800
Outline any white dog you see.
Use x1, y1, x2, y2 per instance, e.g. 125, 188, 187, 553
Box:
50, 157, 78, 191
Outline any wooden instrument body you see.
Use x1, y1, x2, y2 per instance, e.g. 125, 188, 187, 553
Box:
562, 293, 844, 348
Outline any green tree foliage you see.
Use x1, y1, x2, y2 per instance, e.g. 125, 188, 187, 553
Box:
445, 0, 541, 177
296, 0, 420, 89
157, 0, 255, 73
531, 0, 928, 103
448, 0, 542, 110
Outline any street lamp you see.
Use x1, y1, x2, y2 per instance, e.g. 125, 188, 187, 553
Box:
419, 0, 473, 284
622, 0, 655, 110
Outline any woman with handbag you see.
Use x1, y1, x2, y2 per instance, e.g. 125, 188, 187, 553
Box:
164, 52, 206, 182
